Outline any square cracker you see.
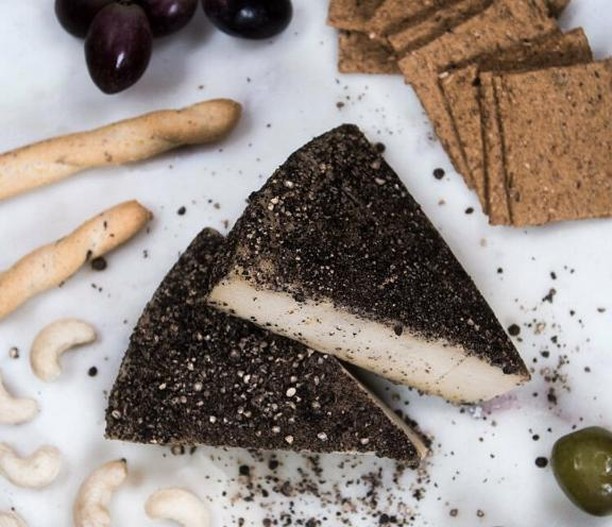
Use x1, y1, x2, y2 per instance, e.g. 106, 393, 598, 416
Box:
496, 59, 612, 226
479, 73, 511, 224
338, 31, 400, 74
365, 0, 457, 39
388, 0, 492, 56
412, 74, 471, 175
397, 0, 558, 177
440, 28, 592, 209
398, 0, 558, 82
328, 0, 385, 31
438, 65, 482, 190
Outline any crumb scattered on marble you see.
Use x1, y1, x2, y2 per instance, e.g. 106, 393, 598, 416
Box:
507, 324, 520, 337
91, 256, 107, 271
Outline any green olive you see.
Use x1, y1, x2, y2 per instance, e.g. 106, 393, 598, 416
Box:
551, 426, 612, 516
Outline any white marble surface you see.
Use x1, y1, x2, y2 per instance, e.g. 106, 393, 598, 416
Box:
0, 1, 611, 525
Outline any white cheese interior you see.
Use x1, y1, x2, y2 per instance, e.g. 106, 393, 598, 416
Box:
208, 275, 527, 403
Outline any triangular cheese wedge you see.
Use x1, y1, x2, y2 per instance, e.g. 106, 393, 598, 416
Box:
106, 228, 427, 465
208, 125, 530, 403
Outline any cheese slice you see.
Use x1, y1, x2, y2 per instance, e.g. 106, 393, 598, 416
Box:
208, 125, 530, 403
106, 228, 427, 465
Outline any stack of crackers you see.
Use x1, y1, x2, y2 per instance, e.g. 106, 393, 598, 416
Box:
328, 0, 612, 226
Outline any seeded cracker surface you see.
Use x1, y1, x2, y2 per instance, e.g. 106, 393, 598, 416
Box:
396, 0, 557, 176
387, 0, 492, 56
328, 0, 385, 31
480, 72, 511, 224
497, 59, 612, 225
338, 31, 400, 74
440, 29, 593, 209
105, 228, 423, 464
212, 125, 527, 378
366, 0, 458, 39
397, 0, 558, 81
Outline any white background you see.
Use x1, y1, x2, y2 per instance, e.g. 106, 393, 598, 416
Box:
0, 1, 611, 525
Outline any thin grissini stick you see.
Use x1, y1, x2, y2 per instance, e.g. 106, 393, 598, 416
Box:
0, 99, 242, 201
0, 200, 152, 320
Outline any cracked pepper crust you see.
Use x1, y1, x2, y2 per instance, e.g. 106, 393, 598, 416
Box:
106, 228, 423, 464
213, 124, 528, 378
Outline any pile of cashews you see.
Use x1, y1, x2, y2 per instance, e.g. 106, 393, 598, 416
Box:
1, 318, 210, 527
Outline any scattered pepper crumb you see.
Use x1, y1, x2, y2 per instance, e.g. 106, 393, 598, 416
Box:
374, 142, 386, 154
542, 288, 557, 303
507, 324, 521, 336
91, 256, 107, 271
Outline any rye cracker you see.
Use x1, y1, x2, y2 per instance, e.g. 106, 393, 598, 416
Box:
480, 73, 511, 224
398, 0, 558, 176
328, 0, 385, 31
410, 74, 471, 175
388, 0, 492, 55
496, 59, 612, 225
440, 29, 592, 209
366, 0, 457, 40
338, 31, 400, 74
398, 0, 558, 83
438, 65, 481, 189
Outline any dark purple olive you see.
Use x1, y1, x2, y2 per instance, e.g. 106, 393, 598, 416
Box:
136, 0, 198, 37
55, 0, 115, 38
202, 0, 292, 40
85, 3, 153, 94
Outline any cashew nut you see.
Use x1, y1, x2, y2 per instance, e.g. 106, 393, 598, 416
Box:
30, 319, 97, 381
0, 511, 28, 527
145, 488, 210, 527
73, 459, 127, 527
0, 443, 62, 488
0, 370, 38, 425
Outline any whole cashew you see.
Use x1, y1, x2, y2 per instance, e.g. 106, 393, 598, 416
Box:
0, 443, 62, 488
145, 488, 210, 527
0, 511, 28, 527
0, 371, 38, 425
30, 319, 97, 382
73, 459, 127, 527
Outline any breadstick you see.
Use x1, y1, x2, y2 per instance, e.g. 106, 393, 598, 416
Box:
0, 200, 152, 320
0, 99, 242, 201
